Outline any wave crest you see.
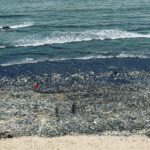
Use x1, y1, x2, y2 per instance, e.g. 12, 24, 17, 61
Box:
11, 22, 34, 29
1, 57, 48, 66
1, 53, 149, 66
0, 46, 6, 49
0, 22, 34, 30
14, 29, 150, 47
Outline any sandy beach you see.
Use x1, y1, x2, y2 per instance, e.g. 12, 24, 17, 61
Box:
0, 135, 150, 150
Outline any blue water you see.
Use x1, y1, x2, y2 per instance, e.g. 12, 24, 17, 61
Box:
0, 0, 150, 66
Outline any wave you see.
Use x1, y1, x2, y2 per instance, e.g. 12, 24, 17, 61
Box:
10, 22, 34, 29
0, 14, 28, 18
14, 29, 150, 47
1, 53, 149, 66
0, 22, 34, 29
116, 53, 148, 58
0, 46, 6, 49
75, 53, 149, 60
0, 57, 48, 66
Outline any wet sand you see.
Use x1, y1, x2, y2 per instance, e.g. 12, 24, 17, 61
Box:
0, 135, 150, 150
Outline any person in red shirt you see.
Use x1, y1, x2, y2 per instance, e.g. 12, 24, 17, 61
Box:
33, 82, 39, 91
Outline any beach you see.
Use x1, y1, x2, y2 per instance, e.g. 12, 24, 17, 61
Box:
0, 0, 150, 149
0, 61, 150, 138
0, 135, 150, 150
0, 59, 150, 149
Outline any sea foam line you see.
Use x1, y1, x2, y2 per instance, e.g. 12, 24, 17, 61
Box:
0, 22, 34, 29
0, 46, 6, 49
10, 22, 34, 29
14, 29, 150, 47
0, 57, 48, 66
0, 53, 149, 66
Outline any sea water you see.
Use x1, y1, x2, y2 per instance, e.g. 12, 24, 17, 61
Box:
0, 0, 150, 67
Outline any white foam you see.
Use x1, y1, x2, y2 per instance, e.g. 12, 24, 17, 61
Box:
0, 57, 48, 66
0, 22, 33, 30
0, 53, 149, 66
74, 53, 148, 60
45, 55, 114, 62
116, 53, 148, 58
76, 55, 114, 60
0, 46, 6, 49
14, 29, 150, 47
10, 22, 34, 29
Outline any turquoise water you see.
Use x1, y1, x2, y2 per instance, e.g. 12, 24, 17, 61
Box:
0, 0, 150, 66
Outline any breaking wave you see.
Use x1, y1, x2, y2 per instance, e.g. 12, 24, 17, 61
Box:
76, 53, 148, 60
0, 22, 34, 29
1, 53, 149, 66
0, 46, 6, 49
14, 29, 150, 47
10, 22, 34, 29
0, 57, 48, 66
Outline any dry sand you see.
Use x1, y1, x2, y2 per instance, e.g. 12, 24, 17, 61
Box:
0, 135, 150, 150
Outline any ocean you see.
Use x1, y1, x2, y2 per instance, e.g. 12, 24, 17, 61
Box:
0, 0, 150, 77
0, 0, 150, 66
